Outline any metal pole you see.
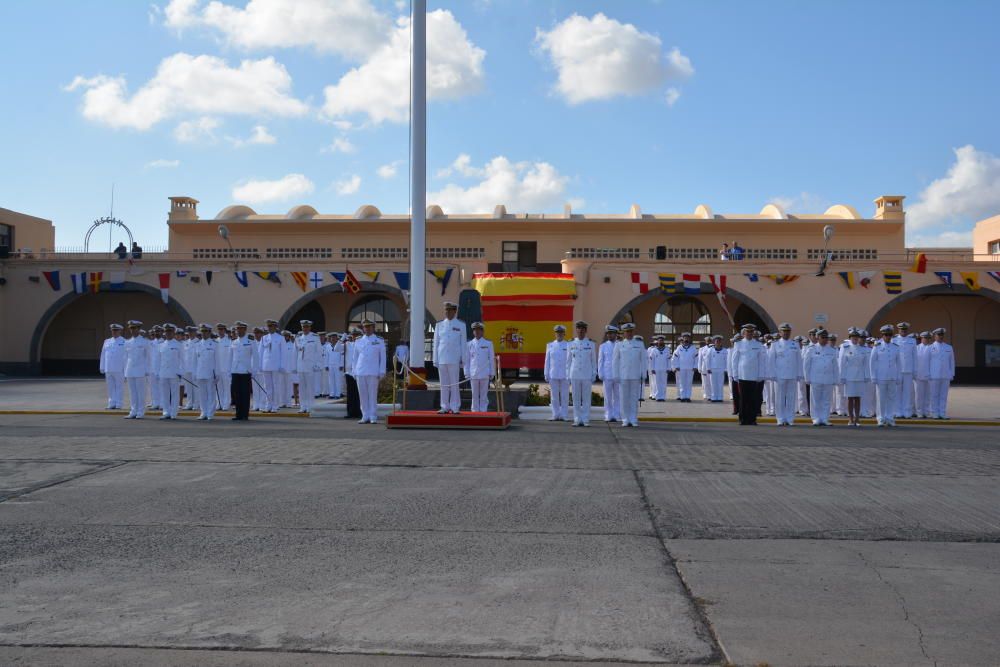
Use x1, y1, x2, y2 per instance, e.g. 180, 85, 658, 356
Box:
408, 0, 427, 376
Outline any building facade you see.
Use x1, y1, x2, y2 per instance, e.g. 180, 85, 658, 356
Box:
1, 196, 999, 381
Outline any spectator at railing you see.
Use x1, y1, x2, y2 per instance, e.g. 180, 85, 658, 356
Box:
719, 243, 730, 261
729, 241, 746, 261
131, 242, 143, 260
114, 242, 128, 260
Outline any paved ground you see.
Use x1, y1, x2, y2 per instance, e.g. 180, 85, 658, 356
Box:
3, 377, 998, 420
0, 402, 998, 665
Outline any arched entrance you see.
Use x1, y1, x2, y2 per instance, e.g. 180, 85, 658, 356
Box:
32, 283, 194, 375
866, 285, 1000, 384
653, 296, 712, 349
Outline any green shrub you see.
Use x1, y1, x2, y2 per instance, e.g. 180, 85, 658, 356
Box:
524, 383, 550, 406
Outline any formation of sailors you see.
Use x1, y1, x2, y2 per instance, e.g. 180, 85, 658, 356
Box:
99, 318, 386, 422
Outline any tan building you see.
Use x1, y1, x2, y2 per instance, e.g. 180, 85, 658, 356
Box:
1, 196, 999, 382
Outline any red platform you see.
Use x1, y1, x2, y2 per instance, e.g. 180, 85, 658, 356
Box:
386, 410, 512, 430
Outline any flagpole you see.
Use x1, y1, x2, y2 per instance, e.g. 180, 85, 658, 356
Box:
407, 0, 427, 385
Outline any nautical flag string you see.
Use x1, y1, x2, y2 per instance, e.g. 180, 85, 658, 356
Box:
883, 271, 902, 294
308, 271, 323, 289
393, 271, 410, 291
837, 272, 855, 289
630, 272, 656, 294
42, 270, 61, 291
109, 271, 125, 290
682, 274, 701, 294
88, 272, 102, 294
235, 271, 248, 287
290, 271, 308, 292
658, 273, 678, 294
341, 270, 362, 294
960, 271, 980, 291
934, 271, 953, 290
910, 252, 927, 273
158, 273, 170, 304
71, 272, 86, 294
744, 273, 759, 282
428, 268, 453, 295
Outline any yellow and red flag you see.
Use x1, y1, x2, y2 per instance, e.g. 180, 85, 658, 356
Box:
88, 271, 102, 293
910, 252, 927, 273
290, 271, 308, 292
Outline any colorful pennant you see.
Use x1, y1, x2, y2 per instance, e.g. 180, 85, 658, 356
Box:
71, 272, 86, 294
88, 272, 102, 294
883, 271, 902, 294
934, 271, 953, 289
767, 275, 798, 285
290, 271, 308, 292
682, 274, 701, 294
235, 271, 248, 287
708, 274, 734, 326
393, 271, 410, 291
253, 271, 281, 284
837, 272, 855, 289
361, 271, 380, 283
910, 252, 927, 273
630, 272, 656, 294
658, 273, 678, 294
987, 271, 1000, 286
42, 270, 60, 291
858, 271, 875, 289
960, 271, 980, 291
342, 270, 362, 294
158, 272, 170, 304
744, 273, 759, 282
429, 268, 453, 295
308, 271, 323, 289
109, 271, 125, 290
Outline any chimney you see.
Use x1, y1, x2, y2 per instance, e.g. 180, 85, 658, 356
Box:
873, 195, 905, 221
169, 196, 200, 221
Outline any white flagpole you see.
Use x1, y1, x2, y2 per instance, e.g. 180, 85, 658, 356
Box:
407, 0, 427, 380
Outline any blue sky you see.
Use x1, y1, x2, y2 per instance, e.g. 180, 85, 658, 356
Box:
2, 0, 998, 249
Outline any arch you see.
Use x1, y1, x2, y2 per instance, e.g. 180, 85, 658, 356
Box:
277, 282, 435, 335
30, 281, 195, 370
824, 204, 862, 220
759, 203, 787, 220
865, 284, 1000, 334
354, 204, 382, 219
216, 205, 257, 220
610, 285, 776, 334
286, 205, 319, 220
654, 296, 712, 347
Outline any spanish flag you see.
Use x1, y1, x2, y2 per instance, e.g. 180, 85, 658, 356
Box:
472, 272, 575, 301
910, 252, 927, 273
837, 272, 855, 289
960, 271, 980, 291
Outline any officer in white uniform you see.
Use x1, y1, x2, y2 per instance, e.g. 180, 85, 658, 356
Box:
157, 324, 183, 420
147, 326, 162, 410
258, 319, 283, 412
353, 319, 386, 424
181, 326, 200, 411
281, 330, 297, 407
613, 322, 647, 427
914, 331, 933, 418
927, 327, 955, 419
893, 322, 918, 419
544, 324, 570, 421
433, 302, 468, 414
598, 325, 621, 423
326, 333, 341, 398
295, 320, 323, 414
646, 339, 659, 400
194, 324, 218, 420
703, 335, 729, 402
698, 337, 713, 401
214, 324, 232, 410
331, 333, 346, 400
767, 323, 802, 426
647, 336, 671, 401
870, 325, 902, 427
123, 321, 150, 419
731, 324, 767, 425
464, 322, 495, 413
839, 328, 871, 427
567, 321, 597, 426
230, 321, 257, 420
671, 332, 699, 402
802, 329, 838, 426
100, 323, 126, 409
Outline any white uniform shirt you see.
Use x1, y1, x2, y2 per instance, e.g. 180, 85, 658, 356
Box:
149, 338, 162, 375
331, 340, 345, 372
259, 332, 284, 371
182, 338, 197, 374
465, 337, 495, 379
567, 337, 598, 381
803, 344, 839, 385
893, 334, 917, 374
914, 343, 931, 380
544, 339, 569, 381
648, 346, 671, 374
613, 338, 648, 381
123, 336, 151, 378
706, 346, 729, 373
215, 336, 232, 375
195, 338, 218, 380
671, 344, 699, 371
230, 335, 257, 374
730, 339, 767, 382
768, 338, 802, 381
394, 344, 409, 366
157, 339, 183, 379
598, 340, 618, 380
353, 334, 386, 376
927, 341, 955, 380
433, 317, 468, 366
100, 336, 126, 374
838, 342, 870, 382
869, 341, 902, 383
281, 339, 296, 372
296, 332, 324, 372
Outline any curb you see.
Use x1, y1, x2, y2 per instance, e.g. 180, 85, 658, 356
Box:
0, 410, 311, 418
637, 416, 1000, 426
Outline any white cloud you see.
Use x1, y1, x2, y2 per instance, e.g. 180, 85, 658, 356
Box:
767, 192, 829, 213
428, 155, 571, 214
324, 136, 356, 154
335, 174, 362, 195
146, 158, 180, 168
535, 13, 693, 104
228, 124, 276, 147
162, 0, 390, 60
232, 173, 314, 204
435, 153, 483, 179
173, 116, 221, 142
665, 87, 681, 107
65, 53, 308, 130
907, 146, 1000, 245
908, 229, 974, 248
322, 9, 485, 124
377, 160, 404, 179
332, 120, 354, 131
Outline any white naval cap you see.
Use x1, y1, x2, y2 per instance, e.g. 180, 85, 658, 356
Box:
620, 322, 636, 331
443, 301, 458, 309
879, 324, 894, 334
127, 320, 142, 327
471, 321, 484, 329
605, 325, 619, 333
933, 327, 946, 335
896, 322, 910, 329
553, 324, 567, 333
300, 319, 313, 326
109, 323, 124, 330
920, 331, 932, 338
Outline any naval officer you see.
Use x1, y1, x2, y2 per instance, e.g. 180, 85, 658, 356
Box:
353, 319, 386, 424
100, 323, 126, 409
123, 320, 151, 419
567, 320, 597, 427
870, 325, 902, 427
613, 322, 647, 427
544, 324, 570, 421
464, 322, 495, 413
433, 302, 468, 414
598, 325, 621, 423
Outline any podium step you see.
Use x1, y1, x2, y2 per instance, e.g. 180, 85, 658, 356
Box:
386, 410, 512, 430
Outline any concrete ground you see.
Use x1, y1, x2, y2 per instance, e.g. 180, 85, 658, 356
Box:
0, 390, 999, 665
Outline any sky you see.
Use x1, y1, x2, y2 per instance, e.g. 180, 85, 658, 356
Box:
1, 0, 999, 250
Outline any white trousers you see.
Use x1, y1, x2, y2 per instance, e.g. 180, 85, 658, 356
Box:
775, 379, 798, 425
651, 371, 667, 400
571, 379, 592, 424
104, 371, 124, 408
261, 370, 280, 411
764, 379, 775, 415
356, 374, 379, 421
875, 381, 898, 425
914, 378, 930, 417
313, 371, 323, 396
470, 378, 491, 412
147, 373, 159, 407
216, 373, 231, 410
328, 367, 342, 398
619, 379, 641, 425
299, 370, 316, 411
126, 376, 146, 417
603, 379, 621, 421
676, 369, 694, 400
549, 378, 570, 419
159, 377, 180, 418
809, 383, 833, 424
862, 382, 877, 417
701, 371, 712, 401
182, 373, 198, 409
797, 380, 809, 414
708, 371, 726, 401
928, 379, 950, 418
648, 369, 658, 398
197, 379, 216, 418
896, 372, 915, 417
276, 371, 291, 406
438, 364, 461, 412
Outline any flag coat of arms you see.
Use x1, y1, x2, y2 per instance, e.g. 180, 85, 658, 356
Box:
883, 271, 902, 294
682, 274, 701, 294
630, 272, 656, 294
